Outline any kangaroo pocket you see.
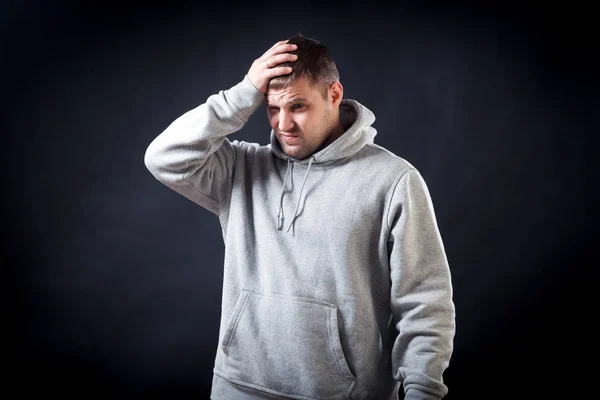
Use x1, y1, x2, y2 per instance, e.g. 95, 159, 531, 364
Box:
220, 289, 356, 399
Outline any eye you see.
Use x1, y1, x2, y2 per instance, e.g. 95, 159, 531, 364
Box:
292, 103, 305, 110
267, 106, 279, 113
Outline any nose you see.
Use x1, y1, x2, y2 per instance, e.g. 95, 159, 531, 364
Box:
278, 110, 294, 132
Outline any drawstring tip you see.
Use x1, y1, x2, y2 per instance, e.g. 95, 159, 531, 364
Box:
277, 215, 283, 230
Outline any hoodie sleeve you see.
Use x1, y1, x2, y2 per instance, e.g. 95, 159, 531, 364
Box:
144, 75, 264, 215
386, 168, 456, 400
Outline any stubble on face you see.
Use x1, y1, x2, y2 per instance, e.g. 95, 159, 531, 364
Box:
278, 107, 334, 160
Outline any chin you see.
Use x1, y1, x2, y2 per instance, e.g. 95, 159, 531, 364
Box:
284, 150, 305, 160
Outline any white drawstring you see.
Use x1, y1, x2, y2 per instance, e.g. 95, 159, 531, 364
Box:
286, 157, 315, 233
276, 158, 292, 230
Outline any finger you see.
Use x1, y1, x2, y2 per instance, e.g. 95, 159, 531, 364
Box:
262, 40, 289, 57
267, 66, 293, 78
264, 42, 297, 60
270, 39, 289, 49
265, 53, 297, 69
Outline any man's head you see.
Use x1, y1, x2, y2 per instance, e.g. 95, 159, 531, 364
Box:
266, 34, 344, 160
268, 34, 340, 97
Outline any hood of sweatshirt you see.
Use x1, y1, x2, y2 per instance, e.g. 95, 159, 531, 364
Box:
267, 99, 377, 232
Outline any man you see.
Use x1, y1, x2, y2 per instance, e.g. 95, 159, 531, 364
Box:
144, 34, 455, 400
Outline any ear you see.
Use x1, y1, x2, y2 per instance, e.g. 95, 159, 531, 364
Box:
329, 81, 343, 107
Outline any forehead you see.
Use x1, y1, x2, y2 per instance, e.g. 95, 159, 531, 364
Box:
266, 77, 321, 105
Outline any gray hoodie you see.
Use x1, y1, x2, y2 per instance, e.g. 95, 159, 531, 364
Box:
144, 75, 455, 400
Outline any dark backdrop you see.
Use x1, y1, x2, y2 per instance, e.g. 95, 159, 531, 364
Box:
4, 1, 591, 398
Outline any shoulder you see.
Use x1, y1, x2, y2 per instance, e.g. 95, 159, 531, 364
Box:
360, 143, 417, 177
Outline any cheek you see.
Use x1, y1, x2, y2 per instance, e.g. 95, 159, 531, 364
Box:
305, 115, 322, 137
268, 114, 278, 129
295, 114, 310, 131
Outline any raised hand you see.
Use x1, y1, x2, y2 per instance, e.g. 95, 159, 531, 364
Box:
247, 40, 298, 94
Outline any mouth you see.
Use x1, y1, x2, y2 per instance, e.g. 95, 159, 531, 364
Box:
279, 133, 301, 143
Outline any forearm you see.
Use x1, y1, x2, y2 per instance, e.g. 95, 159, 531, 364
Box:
392, 281, 455, 399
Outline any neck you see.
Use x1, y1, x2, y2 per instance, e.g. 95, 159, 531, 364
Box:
318, 117, 346, 152
329, 120, 346, 143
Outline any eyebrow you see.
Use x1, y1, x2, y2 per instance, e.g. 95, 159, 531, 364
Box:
267, 97, 308, 107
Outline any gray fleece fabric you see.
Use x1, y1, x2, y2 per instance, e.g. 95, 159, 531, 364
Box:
144, 75, 456, 400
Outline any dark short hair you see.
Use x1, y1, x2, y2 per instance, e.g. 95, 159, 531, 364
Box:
268, 34, 339, 98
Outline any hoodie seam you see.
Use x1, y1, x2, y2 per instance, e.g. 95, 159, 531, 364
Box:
223, 91, 249, 124
180, 141, 239, 215
226, 75, 264, 122
384, 168, 415, 235
181, 163, 220, 211
365, 143, 410, 161
223, 76, 262, 123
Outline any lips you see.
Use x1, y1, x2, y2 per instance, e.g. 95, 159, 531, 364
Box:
279, 133, 300, 143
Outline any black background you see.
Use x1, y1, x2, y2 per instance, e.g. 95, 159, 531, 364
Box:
4, 0, 591, 398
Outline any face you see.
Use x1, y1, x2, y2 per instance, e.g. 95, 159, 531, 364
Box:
266, 77, 343, 160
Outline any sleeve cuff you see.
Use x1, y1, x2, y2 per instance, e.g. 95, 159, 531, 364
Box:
404, 388, 442, 400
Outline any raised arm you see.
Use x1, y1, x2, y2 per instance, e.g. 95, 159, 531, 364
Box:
144, 40, 297, 215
